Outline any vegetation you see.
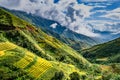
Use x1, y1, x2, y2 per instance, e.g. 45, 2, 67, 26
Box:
6, 7, 98, 51
26, 57, 52, 78
0, 7, 120, 80
51, 71, 64, 80
0, 41, 52, 79
81, 38, 120, 64
0, 8, 32, 28
69, 72, 80, 80
0, 42, 16, 51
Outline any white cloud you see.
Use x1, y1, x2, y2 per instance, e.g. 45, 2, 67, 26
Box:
0, 0, 20, 8
112, 30, 120, 34
50, 23, 57, 28
93, 5, 106, 8
73, 4, 93, 18
100, 8, 120, 20
0, 0, 119, 37
81, 0, 119, 2
86, 20, 120, 34
81, 0, 107, 2
103, 13, 120, 20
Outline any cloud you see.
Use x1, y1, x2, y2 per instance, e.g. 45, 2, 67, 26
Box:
0, 0, 119, 37
86, 20, 120, 34
81, 0, 119, 2
100, 8, 120, 20
0, 0, 20, 8
103, 13, 120, 20
6, 0, 96, 37
81, 0, 107, 2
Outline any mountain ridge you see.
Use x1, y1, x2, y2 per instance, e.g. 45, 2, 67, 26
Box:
3, 7, 99, 51
81, 37, 120, 64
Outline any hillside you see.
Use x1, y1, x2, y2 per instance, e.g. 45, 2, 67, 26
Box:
0, 8, 120, 80
0, 8, 96, 80
4, 8, 99, 50
0, 41, 51, 79
81, 38, 120, 64
0, 7, 91, 67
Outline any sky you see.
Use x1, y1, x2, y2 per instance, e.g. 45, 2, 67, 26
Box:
0, 0, 120, 37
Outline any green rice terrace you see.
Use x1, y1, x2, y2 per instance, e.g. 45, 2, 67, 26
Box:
0, 42, 52, 79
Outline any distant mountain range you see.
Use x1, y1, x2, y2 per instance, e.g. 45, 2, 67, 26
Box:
81, 37, 120, 64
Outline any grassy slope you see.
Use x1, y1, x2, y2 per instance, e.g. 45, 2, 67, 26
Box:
0, 42, 34, 79
0, 8, 91, 69
0, 33, 102, 80
0, 8, 120, 80
0, 41, 57, 80
5, 8, 97, 51
0, 8, 31, 28
81, 38, 120, 64
0, 8, 91, 79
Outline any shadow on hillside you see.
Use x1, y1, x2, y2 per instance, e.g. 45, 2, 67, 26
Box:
0, 24, 15, 30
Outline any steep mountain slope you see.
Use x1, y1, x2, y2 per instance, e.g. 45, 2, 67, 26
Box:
0, 7, 91, 68
81, 38, 120, 64
4, 8, 99, 50
0, 8, 98, 80
1, 8, 120, 80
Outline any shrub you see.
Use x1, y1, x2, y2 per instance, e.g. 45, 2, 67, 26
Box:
69, 72, 80, 80
51, 71, 64, 80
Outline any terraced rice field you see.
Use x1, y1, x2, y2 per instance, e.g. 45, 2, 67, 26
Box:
0, 41, 53, 79
0, 42, 16, 51
14, 51, 35, 69
14, 50, 52, 79
0, 51, 4, 56
0, 42, 17, 57
27, 57, 52, 78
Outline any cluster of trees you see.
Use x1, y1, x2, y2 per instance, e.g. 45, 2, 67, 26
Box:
51, 71, 64, 80
102, 72, 120, 80
69, 72, 80, 80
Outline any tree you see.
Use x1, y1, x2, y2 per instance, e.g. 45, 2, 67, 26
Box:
51, 71, 64, 80
69, 72, 80, 80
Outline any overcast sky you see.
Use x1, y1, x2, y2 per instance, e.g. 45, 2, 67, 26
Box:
0, 0, 120, 37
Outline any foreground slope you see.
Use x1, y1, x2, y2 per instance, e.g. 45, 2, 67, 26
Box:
81, 38, 120, 64
0, 41, 105, 80
1, 41, 92, 80
0, 41, 52, 79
